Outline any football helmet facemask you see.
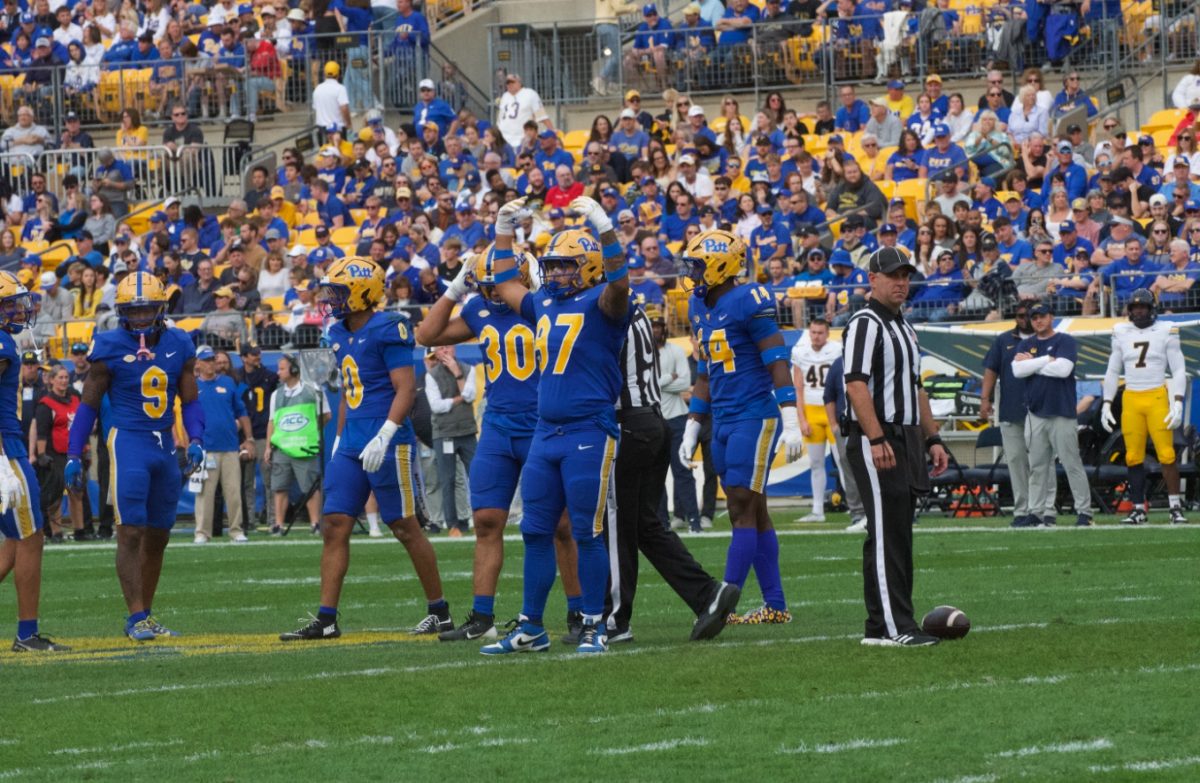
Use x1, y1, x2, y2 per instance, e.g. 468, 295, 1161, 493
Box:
1127, 288, 1157, 329
115, 272, 168, 335
680, 229, 744, 298
538, 229, 604, 298
470, 244, 533, 311
317, 257, 385, 319
0, 271, 33, 334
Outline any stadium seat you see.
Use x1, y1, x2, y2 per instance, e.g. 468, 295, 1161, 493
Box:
1143, 109, 1186, 136
562, 129, 589, 151
330, 227, 359, 247
895, 178, 928, 221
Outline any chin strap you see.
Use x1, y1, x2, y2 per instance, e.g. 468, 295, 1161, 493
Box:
136, 333, 152, 361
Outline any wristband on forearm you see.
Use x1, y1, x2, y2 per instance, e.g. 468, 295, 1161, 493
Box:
869, 435, 886, 446
925, 435, 944, 452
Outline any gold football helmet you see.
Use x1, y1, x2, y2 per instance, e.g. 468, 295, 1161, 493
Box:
317, 257, 385, 318
539, 229, 604, 297
115, 271, 168, 334
680, 229, 745, 298
471, 244, 533, 308
0, 270, 33, 334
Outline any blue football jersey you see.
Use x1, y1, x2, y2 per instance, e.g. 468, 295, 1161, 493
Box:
688, 284, 779, 421
0, 331, 21, 437
460, 295, 539, 436
89, 327, 195, 432
328, 310, 416, 454
518, 285, 630, 431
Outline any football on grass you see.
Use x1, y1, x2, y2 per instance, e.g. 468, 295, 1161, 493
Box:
922, 605, 971, 640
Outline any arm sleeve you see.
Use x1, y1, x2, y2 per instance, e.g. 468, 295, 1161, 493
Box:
1167, 331, 1187, 399
1011, 355, 1051, 378
1039, 357, 1075, 378
425, 377, 453, 414
1101, 335, 1123, 401
34, 404, 52, 442
461, 367, 477, 404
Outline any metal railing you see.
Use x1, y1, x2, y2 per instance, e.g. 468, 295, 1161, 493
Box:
485, 8, 1153, 112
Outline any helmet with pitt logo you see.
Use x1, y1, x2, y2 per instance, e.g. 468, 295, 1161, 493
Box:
680, 228, 744, 298
115, 271, 167, 335
317, 257, 385, 318
539, 229, 604, 298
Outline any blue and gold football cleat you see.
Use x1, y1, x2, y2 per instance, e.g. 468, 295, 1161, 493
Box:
125, 618, 157, 641
727, 606, 793, 625
146, 616, 180, 637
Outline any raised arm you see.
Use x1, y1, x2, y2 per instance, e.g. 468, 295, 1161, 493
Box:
570, 196, 629, 321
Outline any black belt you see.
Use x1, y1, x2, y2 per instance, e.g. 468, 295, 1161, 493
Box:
845, 421, 918, 439
617, 404, 661, 422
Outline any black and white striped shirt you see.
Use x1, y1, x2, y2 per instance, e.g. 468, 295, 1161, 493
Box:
617, 306, 661, 411
841, 299, 923, 426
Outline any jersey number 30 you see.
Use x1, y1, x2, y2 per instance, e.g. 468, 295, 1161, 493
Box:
479, 323, 536, 383
141, 366, 168, 418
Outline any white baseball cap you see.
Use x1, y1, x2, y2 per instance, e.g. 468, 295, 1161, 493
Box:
418, 78, 435, 90
687, 105, 705, 118
39, 271, 56, 288
288, 244, 307, 256
619, 108, 636, 119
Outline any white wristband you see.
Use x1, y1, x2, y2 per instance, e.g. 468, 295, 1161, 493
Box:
376, 419, 399, 442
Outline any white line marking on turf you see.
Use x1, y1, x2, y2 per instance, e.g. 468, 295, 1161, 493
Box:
1089, 756, 1200, 773
52, 739, 184, 756
995, 738, 1113, 757
929, 775, 998, 783
184, 750, 221, 763
780, 737, 906, 754
1112, 596, 1157, 602
590, 737, 710, 755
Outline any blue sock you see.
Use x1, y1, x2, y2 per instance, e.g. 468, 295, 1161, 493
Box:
576, 535, 609, 619
521, 531, 556, 627
128, 610, 149, 625
473, 595, 495, 617
753, 529, 787, 611
566, 594, 583, 613
724, 527, 758, 588
317, 605, 337, 623
16, 618, 37, 640
427, 599, 448, 614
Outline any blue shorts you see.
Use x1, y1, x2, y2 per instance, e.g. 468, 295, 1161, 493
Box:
323, 441, 424, 523
0, 434, 42, 540
108, 428, 181, 530
469, 425, 532, 512
712, 415, 780, 494
520, 420, 617, 540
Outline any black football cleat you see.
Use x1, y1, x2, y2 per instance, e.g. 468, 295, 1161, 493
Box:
411, 604, 453, 635
1122, 508, 1148, 526
561, 610, 584, 645
280, 615, 341, 641
439, 611, 497, 641
11, 633, 71, 652
861, 631, 940, 647
691, 581, 741, 641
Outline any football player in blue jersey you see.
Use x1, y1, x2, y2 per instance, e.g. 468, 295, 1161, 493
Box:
0, 271, 69, 652
280, 256, 452, 641
478, 195, 631, 655
65, 272, 205, 641
416, 246, 584, 642
677, 229, 804, 625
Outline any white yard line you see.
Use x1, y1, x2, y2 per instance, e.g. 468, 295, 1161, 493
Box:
590, 737, 710, 755
779, 737, 906, 754
51, 739, 184, 756
995, 738, 1113, 757
1089, 756, 1200, 773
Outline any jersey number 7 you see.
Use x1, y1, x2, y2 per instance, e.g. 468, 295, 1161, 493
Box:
535, 314, 583, 375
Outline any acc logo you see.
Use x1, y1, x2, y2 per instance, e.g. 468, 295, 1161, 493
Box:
123, 355, 136, 363
701, 238, 729, 253
347, 263, 374, 278
278, 412, 311, 432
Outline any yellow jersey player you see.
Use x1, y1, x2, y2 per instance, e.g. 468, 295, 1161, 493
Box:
1100, 288, 1188, 525
789, 318, 842, 523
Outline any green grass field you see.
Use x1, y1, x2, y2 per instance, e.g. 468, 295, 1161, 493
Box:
1, 513, 1198, 782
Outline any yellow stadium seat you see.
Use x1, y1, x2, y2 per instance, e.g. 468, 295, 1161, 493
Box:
330, 226, 359, 247
1151, 129, 1175, 150
349, 209, 367, 225
876, 180, 895, 201
213, 264, 228, 280
261, 296, 284, 313
1143, 108, 1187, 135
174, 317, 204, 332
297, 229, 318, 247
709, 116, 728, 135
562, 129, 589, 150
41, 242, 76, 270
894, 178, 928, 221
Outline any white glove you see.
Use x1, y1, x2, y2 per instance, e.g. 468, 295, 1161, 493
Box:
678, 418, 701, 466
569, 196, 613, 234
444, 255, 476, 301
331, 435, 340, 457
1100, 401, 1116, 432
495, 196, 527, 237
0, 457, 24, 515
360, 420, 398, 473
780, 406, 804, 462
1164, 400, 1184, 430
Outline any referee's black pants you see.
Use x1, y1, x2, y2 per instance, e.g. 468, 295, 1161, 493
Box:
846, 423, 928, 638
606, 407, 719, 631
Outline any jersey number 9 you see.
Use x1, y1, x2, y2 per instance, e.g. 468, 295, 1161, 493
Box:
141, 366, 168, 419
479, 323, 536, 384
341, 356, 364, 409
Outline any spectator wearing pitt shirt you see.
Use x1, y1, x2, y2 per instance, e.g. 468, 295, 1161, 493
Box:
193, 345, 256, 544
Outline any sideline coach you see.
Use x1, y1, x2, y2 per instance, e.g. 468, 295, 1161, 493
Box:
842, 247, 949, 647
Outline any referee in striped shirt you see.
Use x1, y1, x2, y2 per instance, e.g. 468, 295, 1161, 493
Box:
605, 303, 736, 643
842, 247, 950, 648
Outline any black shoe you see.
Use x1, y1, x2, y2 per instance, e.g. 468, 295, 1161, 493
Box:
12, 633, 71, 652
411, 604, 453, 635
97, 526, 113, 540
561, 610, 584, 645
1170, 506, 1188, 525
691, 581, 741, 641
439, 611, 497, 641
1010, 515, 1037, 528
1041, 515, 1057, 527
1075, 514, 1093, 527
861, 631, 940, 647
608, 625, 633, 644
73, 531, 96, 542
279, 615, 341, 641
47, 533, 65, 544
1122, 508, 1147, 525
425, 522, 443, 535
